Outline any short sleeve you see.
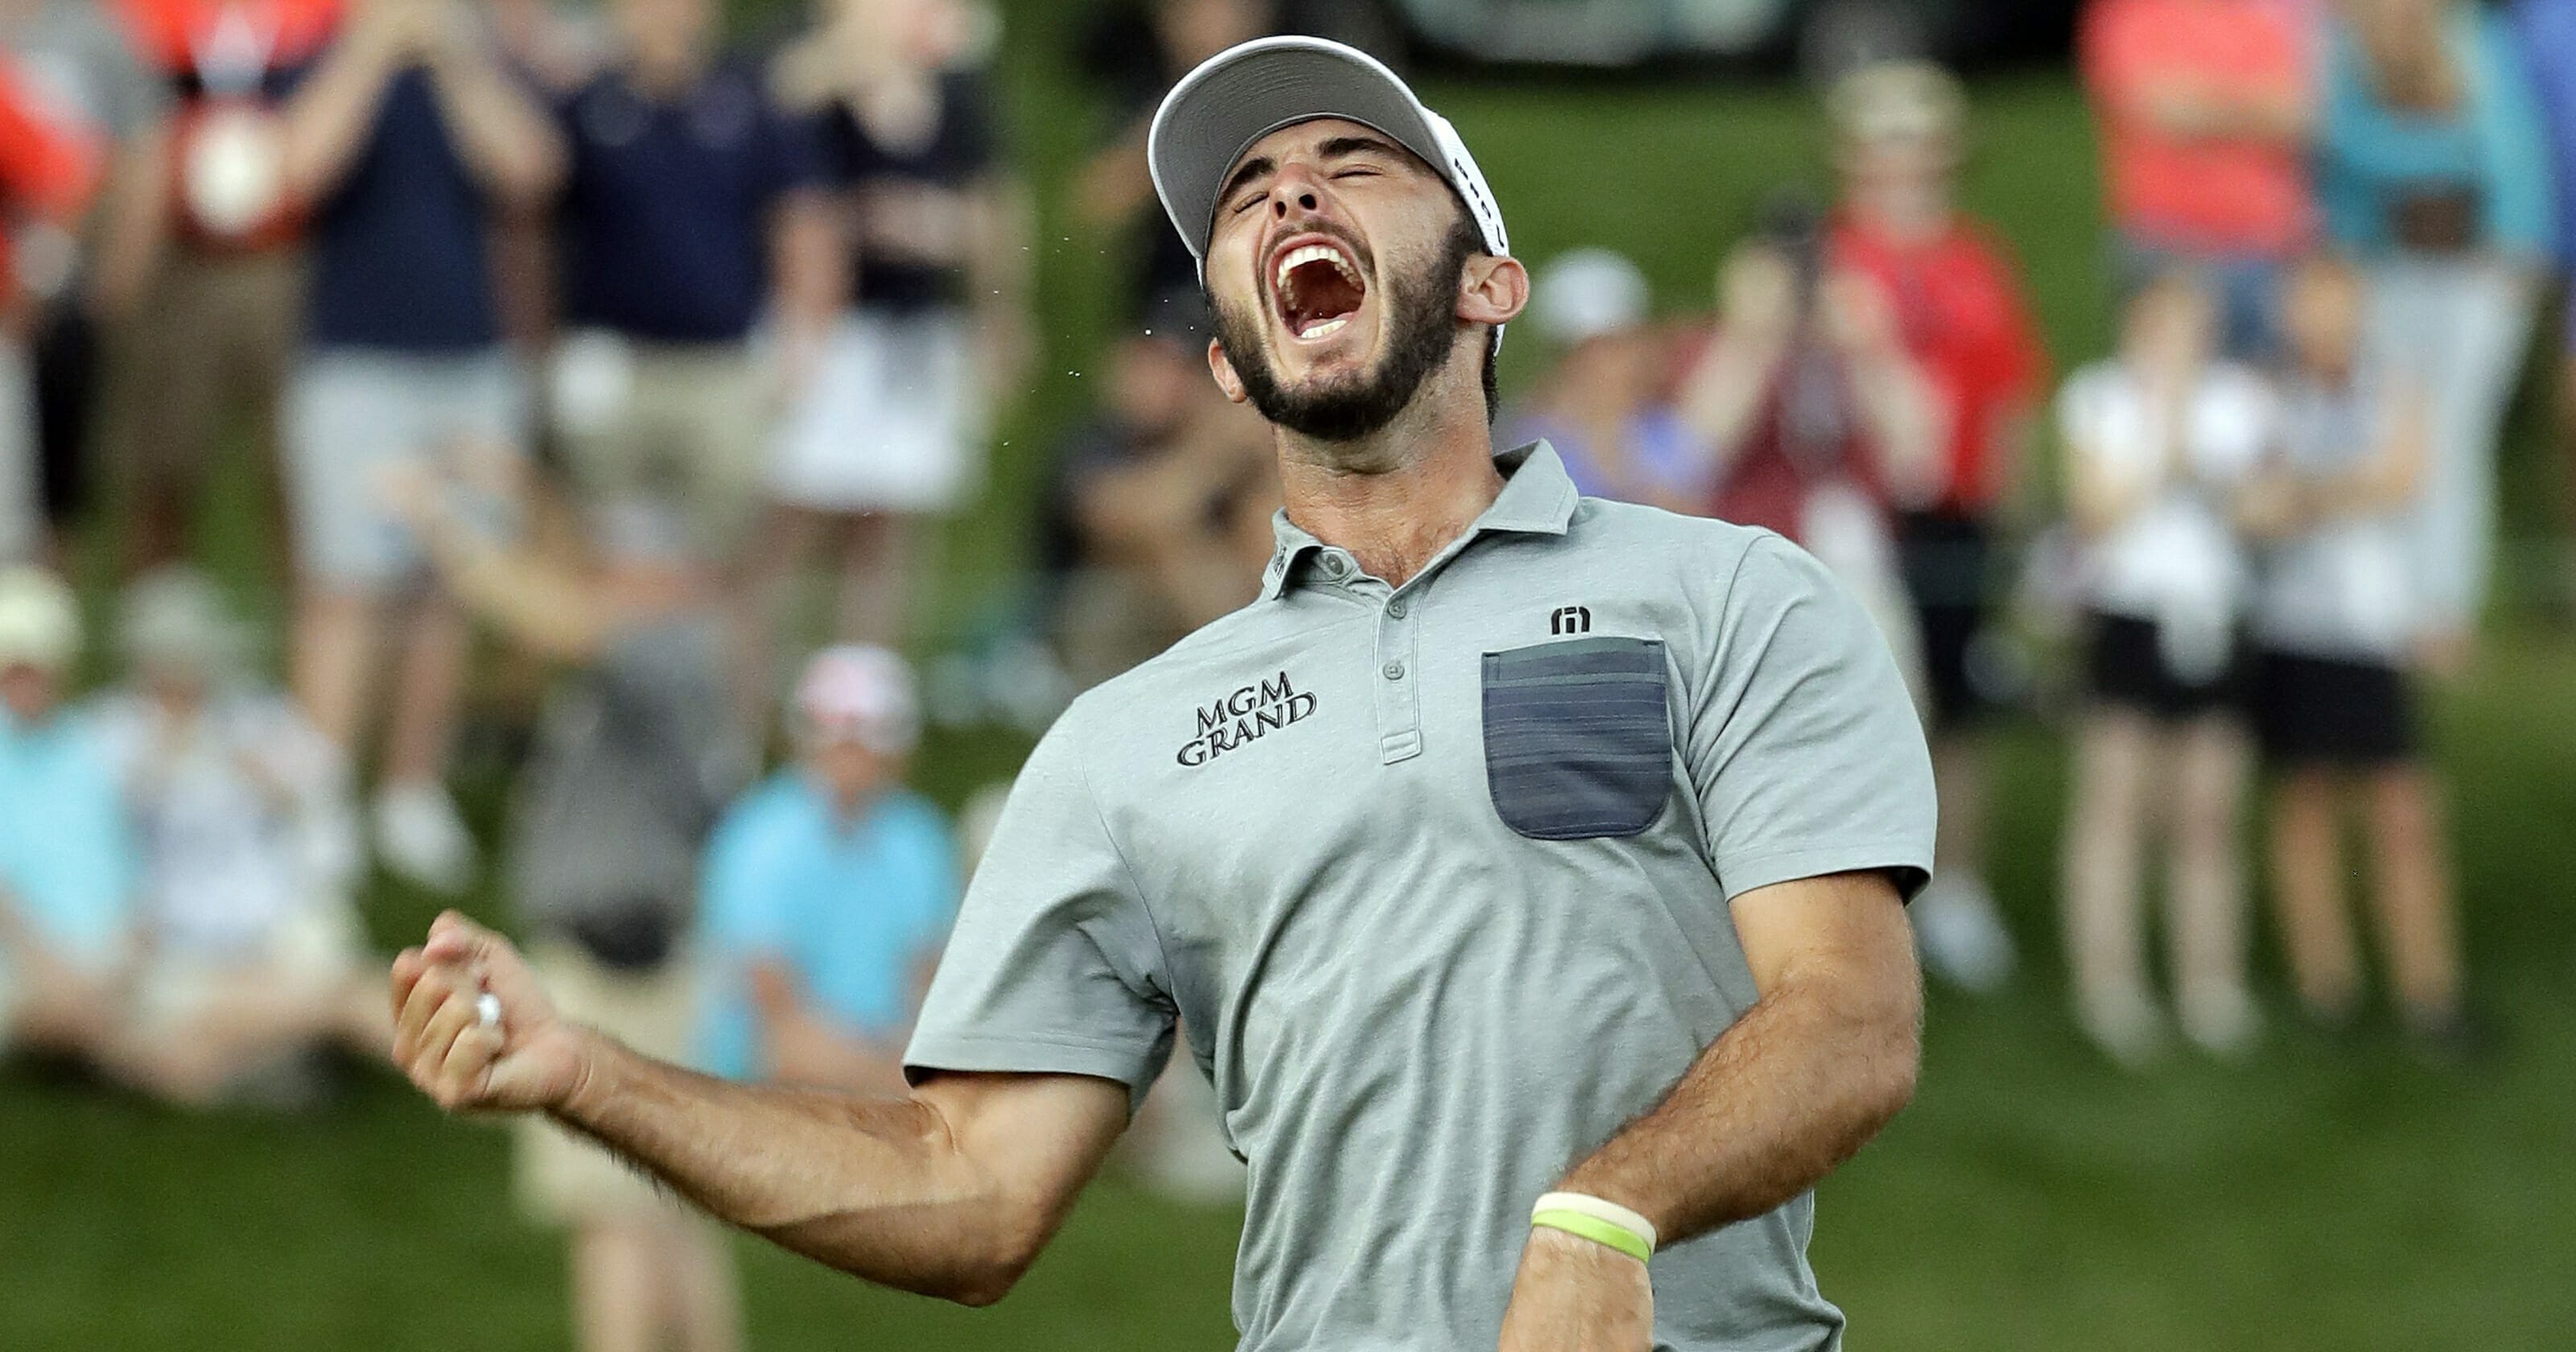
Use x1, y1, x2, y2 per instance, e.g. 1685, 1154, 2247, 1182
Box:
2055, 366, 2106, 450
1975, 233, 2049, 402
2059, 366, 2149, 493
0, 60, 98, 222
2195, 366, 2278, 482
758, 93, 830, 198
1685, 534, 1936, 902
904, 713, 1175, 1112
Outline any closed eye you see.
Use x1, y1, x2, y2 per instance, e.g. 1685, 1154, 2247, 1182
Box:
1330, 167, 1379, 180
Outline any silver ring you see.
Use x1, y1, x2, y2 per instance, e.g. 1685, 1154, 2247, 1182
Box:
475, 991, 503, 1031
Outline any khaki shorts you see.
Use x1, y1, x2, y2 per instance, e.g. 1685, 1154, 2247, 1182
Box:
99, 249, 304, 497
550, 332, 772, 561
514, 939, 700, 1227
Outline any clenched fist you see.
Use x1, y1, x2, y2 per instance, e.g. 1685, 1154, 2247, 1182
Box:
389, 911, 590, 1115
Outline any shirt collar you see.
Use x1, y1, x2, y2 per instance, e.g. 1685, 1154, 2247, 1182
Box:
1259, 441, 1580, 600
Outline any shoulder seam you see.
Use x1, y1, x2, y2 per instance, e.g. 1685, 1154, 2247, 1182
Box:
1065, 718, 1180, 1012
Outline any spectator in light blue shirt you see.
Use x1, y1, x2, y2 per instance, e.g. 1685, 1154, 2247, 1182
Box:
0, 567, 134, 1064
2316, 0, 2558, 661
1501, 249, 1714, 513
2512, 0, 2576, 516
694, 645, 958, 1090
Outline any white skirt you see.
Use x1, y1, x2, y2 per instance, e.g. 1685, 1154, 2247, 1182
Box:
769, 309, 983, 513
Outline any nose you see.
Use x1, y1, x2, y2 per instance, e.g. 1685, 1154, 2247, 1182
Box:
1267, 164, 1329, 225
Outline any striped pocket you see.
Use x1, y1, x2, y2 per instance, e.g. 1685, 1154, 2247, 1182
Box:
1481, 636, 1673, 840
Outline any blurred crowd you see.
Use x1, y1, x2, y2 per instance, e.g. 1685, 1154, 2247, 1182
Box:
1, 0, 2573, 1346
1472, 0, 2576, 1070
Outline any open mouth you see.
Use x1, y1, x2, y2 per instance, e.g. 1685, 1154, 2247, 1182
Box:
1271, 237, 1367, 342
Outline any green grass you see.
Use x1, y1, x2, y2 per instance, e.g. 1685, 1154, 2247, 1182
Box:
10, 46, 2576, 1352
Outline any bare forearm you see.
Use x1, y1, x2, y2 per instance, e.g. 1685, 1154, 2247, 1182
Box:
425, 52, 563, 206
557, 1032, 1024, 1301
1558, 971, 1919, 1244
1848, 352, 1944, 496
282, 35, 406, 200
770, 192, 846, 337
1677, 344, 1782, 469
409, 508, 606, 661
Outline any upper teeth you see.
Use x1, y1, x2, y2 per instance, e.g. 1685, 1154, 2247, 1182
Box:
1276, 243, 1358, 292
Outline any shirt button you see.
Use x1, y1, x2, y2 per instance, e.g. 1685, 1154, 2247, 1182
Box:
1383, 661, 1405, 681
1387, 597, 1409, 619
1323, 554, 1350, 579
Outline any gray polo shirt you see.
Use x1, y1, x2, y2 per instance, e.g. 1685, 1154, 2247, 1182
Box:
908, 443, 1934, 1352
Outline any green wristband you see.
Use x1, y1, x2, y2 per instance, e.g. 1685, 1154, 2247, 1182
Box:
1531, 1208, 1653, 1263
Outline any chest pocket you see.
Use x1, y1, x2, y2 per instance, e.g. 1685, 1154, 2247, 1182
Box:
1481, 636, 1673, 840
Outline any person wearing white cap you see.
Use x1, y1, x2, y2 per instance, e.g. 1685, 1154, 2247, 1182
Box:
0, 565, 137, 1070
1502, 247, 1712, 512
389, 36, 1929, 1352
1828, 60, 2048, 995
89, 567, 391, 1105
692, 645, 954, 1094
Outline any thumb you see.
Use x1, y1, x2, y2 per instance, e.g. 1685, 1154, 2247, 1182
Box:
425, 912, 549, 1014
422, 909, 491, 960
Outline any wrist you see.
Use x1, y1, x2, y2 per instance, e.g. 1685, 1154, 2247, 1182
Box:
556, 1024, 614, 1123
1531, 1189, 1660, 1264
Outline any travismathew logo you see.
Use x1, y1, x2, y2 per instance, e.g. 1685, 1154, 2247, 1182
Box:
1177, 671, 1317, 767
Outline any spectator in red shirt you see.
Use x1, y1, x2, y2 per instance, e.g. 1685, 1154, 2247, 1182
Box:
1675, 194, 1939, 713
2081, 0, 2317, 357
1828, 61, 2046, 993
0, 52, 100, 565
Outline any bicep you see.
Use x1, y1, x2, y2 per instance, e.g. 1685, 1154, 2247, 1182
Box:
918, 1070, 1131, 1222
1727, 871, 1919, 1016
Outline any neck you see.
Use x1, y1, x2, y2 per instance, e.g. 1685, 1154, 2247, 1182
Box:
1272, 369, 1502, 588
1849, 183, 1952, 243
831, 786, 880, 821
629, 48, 705, 97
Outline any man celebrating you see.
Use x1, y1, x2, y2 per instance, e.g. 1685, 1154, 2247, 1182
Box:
393, 37, 1931, 1351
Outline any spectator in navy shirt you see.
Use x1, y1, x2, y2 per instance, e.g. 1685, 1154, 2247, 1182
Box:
764, 0, 1032, 648
546, 0, 841, 587
278, 0, 563, 896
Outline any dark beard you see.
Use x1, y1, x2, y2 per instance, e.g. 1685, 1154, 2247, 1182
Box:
1210, 221, 1478, 443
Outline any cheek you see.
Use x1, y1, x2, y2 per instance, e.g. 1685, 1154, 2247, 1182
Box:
1207, 226, 1267, 304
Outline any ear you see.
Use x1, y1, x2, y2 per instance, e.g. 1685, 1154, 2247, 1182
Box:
1206, 336, 1250, 405
1457, 254, 1530, 332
